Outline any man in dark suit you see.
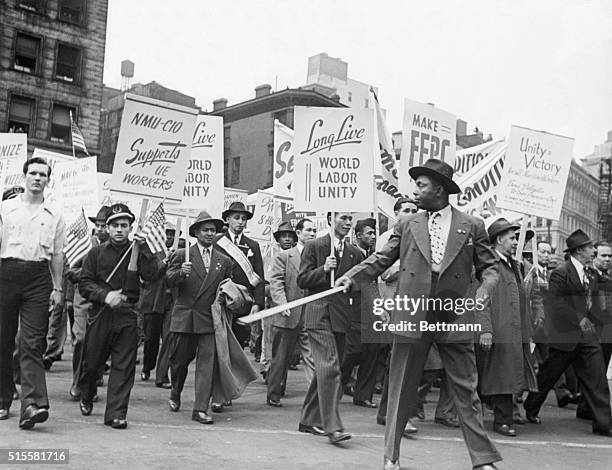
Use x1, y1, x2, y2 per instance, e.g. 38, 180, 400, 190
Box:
524, 230, 612, 437
336, 159, 501, 470
166, 211, 233, 425
297, 212, 364, 445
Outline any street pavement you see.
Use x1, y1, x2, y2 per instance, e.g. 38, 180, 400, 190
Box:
1, 345, 611, 470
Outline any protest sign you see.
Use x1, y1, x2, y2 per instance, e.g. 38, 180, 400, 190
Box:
249, 190, 279, 242
398, 99, 456, 195
273, 120, 294, 197
97, 172, 143, 218
496, 126, 574, 220
110, 94, 198, 203
56, 156, 99, 224
293, 107, 375, 212
32, 148, 75, 203
0, 133, 27, 194
224, 187, 248, 211
182, 115, 224, 214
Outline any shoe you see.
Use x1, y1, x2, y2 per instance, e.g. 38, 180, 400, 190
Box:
557, 394, 571, 408
110, 418, 127, 429
288, 364, 298, 371
328, 431, 351, 444
593, 428, 612, 437
12, 390, 19, 401
473, 465, 498, 470
211, 402, 223, 413
383, 458, 400, 470
525, 412, 541, 424
69, 385, 81, 401
516, 394, 524, 404
155, 382, 172, 389
298, 423, 326, 436
80, 400, 93, 416
354, 399, 377, 408
223, 400, 232, 407
403, 420, 418, 435
513, 415, 526, 425
43, 358, 53, 371
374, 384, 383, 395
19, 405, 48, 429
103, 363, 110, 373
494, 424, 517, 437
141, 371, 150, 381
343, 385, 355, 397
169, 389, 180, 412
0, 408, 8, 420
192, 410, 213, 424
416, 409, 426, 420
435, 417, 460, 428
266, 398, 282, 407
568, 392, 582, 404
96, 377, 104, 387
577, 409, 594, 421
92, 394, 99, 403
376, 416, 386, 426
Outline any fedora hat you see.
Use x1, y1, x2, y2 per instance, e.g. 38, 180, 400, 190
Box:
189, 210, 224, 237
106, 203, 135, 224
89, 206, 111, 224
409, 159, 461, 194
221, 201, 253, 221
564, 229, 593, 252
488, 218, 521, 243
273, 221, 297, 242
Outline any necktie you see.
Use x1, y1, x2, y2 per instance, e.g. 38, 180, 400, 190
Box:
336, 239, 344, 259
583, 271, 592, 312
202, 247, 210, 271
428, 212, 444, 265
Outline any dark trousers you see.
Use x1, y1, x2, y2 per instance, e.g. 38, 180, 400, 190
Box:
267, 325, 298, 402
0, 260, 51, 414
142, 313, 164, 373
524, 341, 611, 431
154, 311, 171, 384
169, 332, 217, 411
44, 301, 67, 361
78, 306, 138, 423
385, 339, 501, 466
300, 328, 346, 433
418, 370, 457, 419
575, 341, 612, 420
232, 317, 250, 347
340, 325, 381, 402
484, 394, 513, 426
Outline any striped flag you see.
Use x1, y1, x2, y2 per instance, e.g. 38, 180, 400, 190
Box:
70, 111, 90, 156
141, 202, 168, 255
63, 209, 92, 266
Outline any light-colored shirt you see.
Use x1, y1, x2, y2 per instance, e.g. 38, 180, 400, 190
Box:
297, 242, 304, 254
570, 256, 587, 284
495, 250, 509, 265
229, 231, 242, 246
0, 195, 66, 261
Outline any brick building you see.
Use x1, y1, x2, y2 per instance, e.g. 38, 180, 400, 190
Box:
0, 0, 108, 156
209, 85, 344, 193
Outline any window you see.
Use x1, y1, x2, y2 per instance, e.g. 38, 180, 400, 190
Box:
50, 104, 76, 143
14, 33, 41, 74
58, 0, 85, 25
364, 99, 369, 108
55, 43, 82, 83
347, 92, 352, 103
17, 0, 44, 13
536, 217, 542, 227
231, 157, 240, 185
8, 95, 35, 135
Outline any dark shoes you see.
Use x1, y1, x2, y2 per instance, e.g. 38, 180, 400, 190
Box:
403, 420, 418, 435
155, 382, 172, 389
435, 417, 460, 428
298, 423, 326, 436
141, 371, 150, 381
69, 385, 81, 401
169, 390, 180, 412
474, 465, 498, 470
107, 418, 127, 429
80, 400, 93, 416
383, 458, 400, 470
354, 399, 377, 408
0, 408, 9, 420
211, 402, 223, 413
12, 390, 19, 401
513, 415, 526, 425
266, 398, 282, 407
415, 409, 426, 420
43, 357, 53, 371
343, 385, 355, 397
557, 394, 571, 408
376, 416, 386, 426
19, 405, 49, 429
568, 392, 582, 404
192, 410, 213, 424
593, 428, 612, 437
494, 424, 517, 437
525, 411, 541, 424
328, 431, 352, 444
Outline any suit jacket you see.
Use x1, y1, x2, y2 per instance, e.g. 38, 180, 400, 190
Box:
214, 232, 265, 309
297, 233, 363, 333
138, 252, 171, 315
166, 244, 233, 334
343, 207, 498, 342
547, 260, 603, 350
269, 246, 307, 329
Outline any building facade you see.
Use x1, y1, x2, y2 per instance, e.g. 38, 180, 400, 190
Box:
98, 80, 198, 173
580, 129, 612, 178
0, 0, 108, 156
209, 85, 344, 193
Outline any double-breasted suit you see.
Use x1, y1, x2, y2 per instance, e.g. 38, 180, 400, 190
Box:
343, 207, 502, 467
166, 244, 233, 412
296, 233, 363, 433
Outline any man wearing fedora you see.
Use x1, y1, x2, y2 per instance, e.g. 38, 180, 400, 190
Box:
267, 219, 316, 407
524, 229, 612, 437
336, 158, 501, 470
166, 211, 233, 424
77, 203, 159, 429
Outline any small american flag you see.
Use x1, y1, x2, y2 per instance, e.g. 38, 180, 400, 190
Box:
141, 202, 168, 255
63, 209, 92, 266
70, 111, 90, 156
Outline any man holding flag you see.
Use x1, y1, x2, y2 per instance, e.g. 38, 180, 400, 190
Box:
77, 203, 160, 429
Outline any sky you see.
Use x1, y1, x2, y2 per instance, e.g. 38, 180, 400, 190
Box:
103, 0, 612, 158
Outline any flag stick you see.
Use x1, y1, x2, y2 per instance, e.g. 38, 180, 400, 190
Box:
105, 241, 134, 283
184, 215, 190, 265
515, 214, 529, 263
531, 216, 539, 270
172, 216, 182, 252
330, 212, 335, 287
128, 198, 149, 271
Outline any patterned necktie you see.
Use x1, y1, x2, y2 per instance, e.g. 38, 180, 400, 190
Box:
428, 212, 444, 264
583, 271, 592, 312
202, 247, 210, 271
336, 239, 344, 259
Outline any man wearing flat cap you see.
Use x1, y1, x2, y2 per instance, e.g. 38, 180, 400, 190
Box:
336, 159, 501, 470
166, 211, 233, 424
77, 203, 159, 429
524, 229, 612, 437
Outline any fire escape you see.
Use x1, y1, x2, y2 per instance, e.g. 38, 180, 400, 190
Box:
598, 155, 612, 241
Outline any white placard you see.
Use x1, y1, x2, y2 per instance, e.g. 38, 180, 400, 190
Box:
273, 120, 294, 198
293, 107, 375, 212
56, 156, 99, 224
0, 133, 27, 195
